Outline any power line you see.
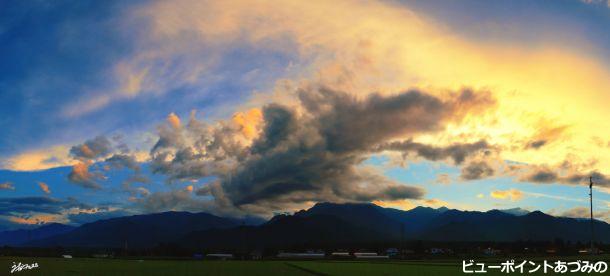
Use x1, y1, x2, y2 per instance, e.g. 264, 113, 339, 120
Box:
589, 176, 595, 254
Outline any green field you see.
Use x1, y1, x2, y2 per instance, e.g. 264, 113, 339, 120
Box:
0, 257, 607, 275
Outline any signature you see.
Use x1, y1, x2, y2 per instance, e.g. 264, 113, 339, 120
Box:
10, 262, 39, 274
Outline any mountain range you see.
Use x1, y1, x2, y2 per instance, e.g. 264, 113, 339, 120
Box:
2, 202, 608, 249
0, 223, 74, 246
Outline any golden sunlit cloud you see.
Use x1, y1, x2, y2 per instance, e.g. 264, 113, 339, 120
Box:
8, 214, 64, 225
232, 108, 263, 139
490, 189, 524, 201
167, 112, 181, 129
558, 206, 610, 223
67, 162, 102, 189
0, 182, 15, 190
132, 0, 610, 180
373, 198, 449, 210
1, 145, 74, 171
373, 199, 416, 211
37, 182, 51, 194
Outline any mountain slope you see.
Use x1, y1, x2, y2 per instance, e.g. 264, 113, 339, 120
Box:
0, 223, 75, 246
22, 203, 610, 249
28, 211, 241, 248
294, 202, 405, 238
180, 213, 383, 250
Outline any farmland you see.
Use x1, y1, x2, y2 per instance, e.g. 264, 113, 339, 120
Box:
1, 256, 607, 275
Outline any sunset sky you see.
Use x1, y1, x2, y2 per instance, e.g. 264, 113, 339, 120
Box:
1, 0, 610, 230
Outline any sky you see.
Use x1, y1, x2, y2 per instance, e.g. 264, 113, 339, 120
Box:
1, 0, 610, 230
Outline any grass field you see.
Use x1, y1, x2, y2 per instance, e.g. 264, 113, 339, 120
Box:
0, 257, 607, 275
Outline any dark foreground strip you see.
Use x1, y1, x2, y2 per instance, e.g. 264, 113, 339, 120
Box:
284, 262, 330, 276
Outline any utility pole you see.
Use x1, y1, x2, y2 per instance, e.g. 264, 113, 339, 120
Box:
589, 176, 594, 254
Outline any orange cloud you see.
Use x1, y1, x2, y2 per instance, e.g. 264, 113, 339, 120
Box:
136, 0, 610, 177
490, 189, 524, 201
232, 108, 263, 139
373, 198, 449, 210
71, 163, 92, 180
373, 199, 415, 210
77, 144, 96, 159
37, 182, 51, 194
2, 145, 73, 171
0, 182, 15, 190
68, 162, 101, 189
167, 112, 181, 129
8, 214, 63, 225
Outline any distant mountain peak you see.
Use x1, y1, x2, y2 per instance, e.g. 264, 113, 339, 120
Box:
525, 210, 550, 218
313, 202, 376, 208
499, 207, 530, 216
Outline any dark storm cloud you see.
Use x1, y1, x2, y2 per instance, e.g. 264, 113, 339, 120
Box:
105, 154, 141, 172
297, 88, 494, 153
376, 139, 491, 164
526, 139, 547, 149
137, 189, 208, 213
69, 136, 113, 160
522, 169, 557, 183
516, 163, 610, 187
0, 197, 90, 215
460, 161, 495, 180
150, 86, 495, 213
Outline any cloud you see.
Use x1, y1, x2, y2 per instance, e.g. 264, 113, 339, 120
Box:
525, 140, 546, 150
580, 0, 610, 8
67, 135, 144, 189
0, 196, 131, 228
1, 145, 73, 171
67, 162, 102, 189
167, 112, 181, 129
373, 198, 450, 210
560, 206, 590, 218
559, 206, 610, 222
0, 197, 90, 216
461, 161, 495, 180
514, 161, 610, 187
135, 189, 211, 214
6, 214, 63, 226
67, 208, 132, 224
232, 109, 263, 139
53, 0, 610, 188
37, 182, 51, 194
105, 154, 140, 172
149, 86, 492, 215
490, 189, 524, 201
70, 136, 113, 160
422, 198, 449, 208
435, 174, 451, 185
376, 139, 491, 165
523, 191, 583, 203
523, 123, 569, 150
0, 182, 15, 190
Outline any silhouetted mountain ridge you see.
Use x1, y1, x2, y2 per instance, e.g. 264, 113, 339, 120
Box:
20, 202, 610, 249
0, 223, 74, 246
27, 211, 254, 248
